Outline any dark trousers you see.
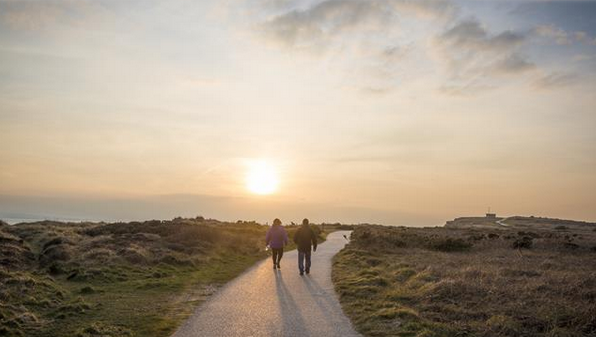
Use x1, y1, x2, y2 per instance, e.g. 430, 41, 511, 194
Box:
298, 250, 311, 272
272, 248, 283, 265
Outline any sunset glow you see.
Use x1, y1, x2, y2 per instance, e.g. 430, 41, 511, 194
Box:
0, 0, 594, 225
246, 160, 279, 195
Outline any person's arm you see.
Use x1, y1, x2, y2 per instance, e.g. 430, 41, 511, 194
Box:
265, 228, 271, 245
311, 228, 318, 251
293, 228, 300, 244
283, 229, 289, 246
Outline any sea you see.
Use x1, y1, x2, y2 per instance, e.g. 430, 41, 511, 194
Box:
0, 215, 131, 225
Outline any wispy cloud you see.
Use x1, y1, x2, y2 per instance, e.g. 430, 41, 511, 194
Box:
434, 19, 534, 91
439, 19, 525, 52
255, 1, 545, 94
254, 0, 458, 92
572, 54, 595, 62
534, 24, 572, 45
0, 0, 108, 32
493, 54, 536, 75
533, 24, 596, 46
259, 0, 455, 50
259, 0, 395, 49
533, 72, 580, 89
0, 2, 62, 31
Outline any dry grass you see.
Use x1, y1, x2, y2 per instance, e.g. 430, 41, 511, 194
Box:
333, 223, 596, 337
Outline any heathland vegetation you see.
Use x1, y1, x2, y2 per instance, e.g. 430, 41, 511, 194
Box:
0, 218, 324, 337
333, 217, 596, 337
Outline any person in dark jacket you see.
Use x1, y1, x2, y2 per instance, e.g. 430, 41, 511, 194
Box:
293, 218, 317, 275
265, 218, 288, 269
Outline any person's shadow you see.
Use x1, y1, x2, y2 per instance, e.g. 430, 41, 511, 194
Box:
274, 272, 310, 335
302, 276, 342, 322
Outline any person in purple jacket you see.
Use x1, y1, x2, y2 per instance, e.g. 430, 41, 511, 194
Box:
266, 218, 289, 269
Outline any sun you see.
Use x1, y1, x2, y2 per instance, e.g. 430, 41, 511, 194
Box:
246, 160, 279, 195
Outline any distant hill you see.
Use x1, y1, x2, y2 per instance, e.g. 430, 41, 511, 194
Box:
445, 215, 596, 230
445, 216, 503, 229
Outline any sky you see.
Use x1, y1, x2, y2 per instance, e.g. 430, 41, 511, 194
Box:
0, 0, 595, 226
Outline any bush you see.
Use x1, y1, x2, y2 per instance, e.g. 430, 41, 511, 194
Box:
562, 242, 579, 250
39, 245, 72, 267
427, 238, 472, 252
512, 236, 533, 249
42, 237, 69, 251
79, 286, 96, 294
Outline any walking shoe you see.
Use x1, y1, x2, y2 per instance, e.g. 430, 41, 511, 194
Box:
299, 271, 304, 275
273, 264, 277, 269
276, 263, 280, 269
305, 269, 310, 274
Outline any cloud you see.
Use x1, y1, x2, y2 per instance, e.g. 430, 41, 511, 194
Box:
380, 45, 408, 61
255, 0, 458, 92
259, 0, 456, 49
493, 54, 536, 74
534, 24, 572, 45
0, 2, 63, 31
434, 19, 534, 90
534, 24, 596, 46
572, 54, 595, 62
0, 0, 112, 32
438, 83, 495, 97
440, 19, 524, 52
254, 1, 581, 94
260, 0, 396, 49
533, 72, 580, 89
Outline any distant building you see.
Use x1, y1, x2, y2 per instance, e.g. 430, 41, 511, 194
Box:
486, 213, 496, 218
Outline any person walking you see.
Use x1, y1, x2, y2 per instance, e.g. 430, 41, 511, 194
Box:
293, 218, 318, 275
265, 218, 288, 270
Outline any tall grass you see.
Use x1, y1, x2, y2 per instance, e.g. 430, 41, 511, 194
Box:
333, 225, 596, 337
0, 219, 270, 336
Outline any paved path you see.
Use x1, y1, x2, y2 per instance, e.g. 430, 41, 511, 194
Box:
496, 217, 510, 227
172, 231, 361, 337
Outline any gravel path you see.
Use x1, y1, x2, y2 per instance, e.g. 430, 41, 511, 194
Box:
172, 230, 361, 337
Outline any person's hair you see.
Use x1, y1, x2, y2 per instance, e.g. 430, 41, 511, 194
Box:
302, 218, 309, 225
273, 218, 282, 226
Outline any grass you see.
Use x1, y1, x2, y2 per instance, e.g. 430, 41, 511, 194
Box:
0, 218, 326, 337
333, 223, 596, 337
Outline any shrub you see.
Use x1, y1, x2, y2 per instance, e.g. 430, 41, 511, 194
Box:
562, 242, 579, 250
427, 238, 472, 252
512, 236, 533, 249
79, 286, 96, 294
42, 237, 70, 251
39, 245, 72, 267
518, 231, 540, 238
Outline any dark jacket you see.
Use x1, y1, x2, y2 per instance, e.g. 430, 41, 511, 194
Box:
293, 225, 317, 252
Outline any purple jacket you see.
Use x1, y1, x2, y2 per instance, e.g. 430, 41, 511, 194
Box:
265, 225, 288, 249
